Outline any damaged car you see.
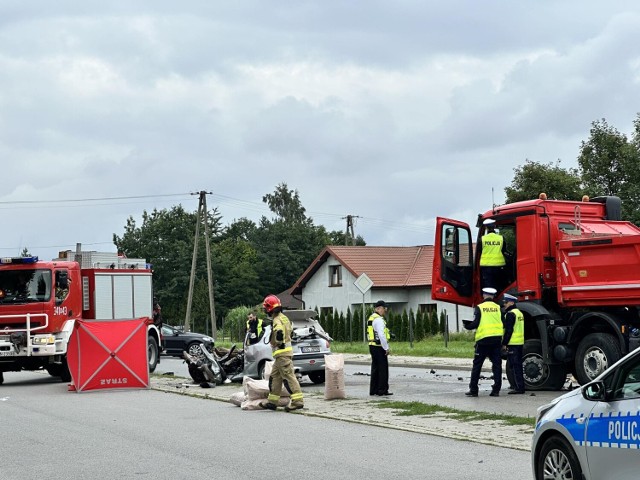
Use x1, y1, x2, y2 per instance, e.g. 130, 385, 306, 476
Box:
183, 310, 332, 385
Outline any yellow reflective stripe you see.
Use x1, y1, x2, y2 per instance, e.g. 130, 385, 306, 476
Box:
267, 393, 280, 402
273, 345, 293, 356
290, 393, 303, 401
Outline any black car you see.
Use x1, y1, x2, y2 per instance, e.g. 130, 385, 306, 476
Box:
161, 325, 215, 357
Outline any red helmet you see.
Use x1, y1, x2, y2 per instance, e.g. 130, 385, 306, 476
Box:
262, 294, 281, 313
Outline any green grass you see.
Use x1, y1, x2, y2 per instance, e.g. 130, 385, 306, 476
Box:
217, 332, 476, 359
375, 400, 535, 427
330, 332, 476, 359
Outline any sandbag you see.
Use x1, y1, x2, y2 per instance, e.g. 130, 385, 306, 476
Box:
243, 375, 290, 401
243, 376, 270, 400
324, 354, 346, 400
230, 391, 246, 407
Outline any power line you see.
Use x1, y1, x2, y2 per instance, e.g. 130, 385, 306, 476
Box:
0, 193, 191, 205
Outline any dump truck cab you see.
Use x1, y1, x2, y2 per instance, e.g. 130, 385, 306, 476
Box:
433, 195, 640, 390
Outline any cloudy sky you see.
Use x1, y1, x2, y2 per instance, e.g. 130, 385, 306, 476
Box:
2, 1, 640, 261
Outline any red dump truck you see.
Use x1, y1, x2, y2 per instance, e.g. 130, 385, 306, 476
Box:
0, 250, 161, 385
432, 195, 640, 390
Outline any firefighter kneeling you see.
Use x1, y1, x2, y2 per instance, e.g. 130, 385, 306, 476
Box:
259, 294, 304, 412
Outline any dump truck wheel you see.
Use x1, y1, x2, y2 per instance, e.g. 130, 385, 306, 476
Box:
522, 340, 566, 391
575, 333, 621, 385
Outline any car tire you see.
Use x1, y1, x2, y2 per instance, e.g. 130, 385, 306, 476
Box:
522, 339, 566, 391
536, 435, 582, 480
148, 337, 159, 373
308, 371, 325, 384
188, 363, 206, 384
574, 332, 622, 385
187, 342, 203, 357
257, 361, 266, 380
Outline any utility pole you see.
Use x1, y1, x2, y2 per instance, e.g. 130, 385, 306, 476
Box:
342, 215, 360, 246
184, 191, 217, 339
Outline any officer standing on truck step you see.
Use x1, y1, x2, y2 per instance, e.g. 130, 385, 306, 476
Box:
502, 293, 525, 394
479, 219, 506, 291
464, 287, 503, 397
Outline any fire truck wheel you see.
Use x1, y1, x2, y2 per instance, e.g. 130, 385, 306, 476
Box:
522, 339, 566, 391
46, 360, 71, 382
148, 337, 159, 373
574, 333, 621, 385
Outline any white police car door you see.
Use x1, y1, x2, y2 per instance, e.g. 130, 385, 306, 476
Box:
584, 353, 640, 479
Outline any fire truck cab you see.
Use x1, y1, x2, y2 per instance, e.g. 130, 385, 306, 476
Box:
0, 252, 161, 385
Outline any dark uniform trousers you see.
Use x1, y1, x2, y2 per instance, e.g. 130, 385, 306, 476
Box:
507, 345, 525, 392
369, 345, 389, 395
469, 338, 502, 394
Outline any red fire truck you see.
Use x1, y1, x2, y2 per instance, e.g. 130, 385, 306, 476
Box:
0, 250, 161, 385
432, 195, 640, 390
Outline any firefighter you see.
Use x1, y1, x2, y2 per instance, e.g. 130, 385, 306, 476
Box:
464, 287, 503, 397
479, 219, 506, 290
259, 294, 304, 411
502, 293, 525, 394
367, 300, 392, 396
246, 312, 264, 345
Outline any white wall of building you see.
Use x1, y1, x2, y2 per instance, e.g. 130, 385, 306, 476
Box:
300, 254, 474, 333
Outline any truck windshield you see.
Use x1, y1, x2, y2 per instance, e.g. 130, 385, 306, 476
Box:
0, 269, 51, 303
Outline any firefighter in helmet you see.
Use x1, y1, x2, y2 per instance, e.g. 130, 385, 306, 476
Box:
259, 294, 304, 411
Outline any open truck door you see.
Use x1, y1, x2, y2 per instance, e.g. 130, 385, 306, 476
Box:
432, 217, 475, 307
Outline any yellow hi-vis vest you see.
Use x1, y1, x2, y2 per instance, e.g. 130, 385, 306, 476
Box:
367, 313, 390, 346
475, 301, 503, 342
246, 318, 264, 337
479, 232, 506, 267
508, 308, 524, 346
270, 312, 293, 357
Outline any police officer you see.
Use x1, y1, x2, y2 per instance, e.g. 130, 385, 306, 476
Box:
464, 287, 503, 397
367, 300, 392, 396
259, 294, 304, 411
502, 293, 525, 394
246, 312, 263, 345
479, 219, 506, 290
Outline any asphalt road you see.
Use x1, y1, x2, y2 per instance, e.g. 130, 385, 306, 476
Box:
1, 370, 533, 480
157, 355, 565, 419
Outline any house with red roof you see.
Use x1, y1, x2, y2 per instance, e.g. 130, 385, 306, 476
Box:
289, 245, 474, 331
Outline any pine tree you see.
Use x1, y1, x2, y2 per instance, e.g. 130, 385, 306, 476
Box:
414, 309, 424, 341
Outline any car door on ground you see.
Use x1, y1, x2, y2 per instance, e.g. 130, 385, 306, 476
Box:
585, 353, 640, 479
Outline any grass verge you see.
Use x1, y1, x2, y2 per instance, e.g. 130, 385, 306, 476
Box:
375, 400, 535, 427
331, 332, 476, 358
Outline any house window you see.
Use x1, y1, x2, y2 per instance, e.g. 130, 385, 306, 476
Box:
329, 265, 342, 287
418, 304, 437, 314
320, 307, 334, 317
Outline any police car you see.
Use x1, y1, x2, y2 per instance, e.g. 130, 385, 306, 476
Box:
532, 346, 640, 479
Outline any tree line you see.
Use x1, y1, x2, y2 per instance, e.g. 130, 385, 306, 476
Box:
113, 183, 364, 332
505, 115, 640, 225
